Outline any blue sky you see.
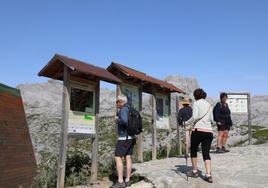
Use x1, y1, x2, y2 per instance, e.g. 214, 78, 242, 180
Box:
0, 0, 267, 96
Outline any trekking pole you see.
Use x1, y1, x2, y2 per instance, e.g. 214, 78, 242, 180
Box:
183, 121, 189, 181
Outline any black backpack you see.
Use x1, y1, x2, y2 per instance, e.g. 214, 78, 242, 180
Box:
127, 106, 142, 136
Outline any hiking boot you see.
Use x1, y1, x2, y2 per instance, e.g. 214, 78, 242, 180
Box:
204, 174, 213, 183
125, 181, 131, 187
110, 181, 125, 188
187, 170, 199, 178
216, 147, 224, 153
222, 146, 230, 152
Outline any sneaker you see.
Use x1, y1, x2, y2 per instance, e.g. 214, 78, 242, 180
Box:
216, 147, 224, 153
110, 181, 126, 188
125, 181, 131, 187
187, 170, 199, 178
222, 146, 230, 152
204, 174, 213, 183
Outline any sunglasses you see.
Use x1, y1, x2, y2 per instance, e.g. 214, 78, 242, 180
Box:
116, 100, 122, 104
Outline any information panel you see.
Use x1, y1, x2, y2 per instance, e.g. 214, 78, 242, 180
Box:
121, 83, 139, 110
155, 93, 170, 130
226, 94, 248, 113
68, 111, 96, 135
68, 83, 96, 136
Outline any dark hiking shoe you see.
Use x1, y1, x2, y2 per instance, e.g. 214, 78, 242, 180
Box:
216, 147, 224, 153
187, 170, 199, 178
222, 146, 230, 152
204, 174, 213, 183
110, 181, 125, 188
125, 181, 131, 187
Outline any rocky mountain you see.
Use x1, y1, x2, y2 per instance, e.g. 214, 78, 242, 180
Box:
165, 75, 199, 98
17, 79, 62, 117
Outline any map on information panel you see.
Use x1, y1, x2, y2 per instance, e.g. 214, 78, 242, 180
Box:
121, 83, 139, 110
68, 111, 96, 135
226, 94, 248, 114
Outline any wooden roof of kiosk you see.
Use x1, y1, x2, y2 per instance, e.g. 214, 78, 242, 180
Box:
107, 62, 184, 94
38, 54, 122, 84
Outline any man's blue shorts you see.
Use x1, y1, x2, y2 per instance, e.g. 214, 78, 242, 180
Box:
115, 139, 136, 157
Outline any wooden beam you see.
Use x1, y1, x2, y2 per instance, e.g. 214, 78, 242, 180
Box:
248, 93, 252, 145
52, 71, 63, 80
151, 92, 157, 160
166, 93, 172, 158
116, 85, 122, 140
176, 95, 182, 156
57, 65, 71, 188
70, 75, 98, 87
137, 87, 143, 163
90, 81, 100, 182
118, 79, 140, 89
166, 131, 171, 158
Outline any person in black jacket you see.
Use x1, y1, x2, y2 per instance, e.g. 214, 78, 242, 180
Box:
177, 98, 193, 126
213, 93, 233, 153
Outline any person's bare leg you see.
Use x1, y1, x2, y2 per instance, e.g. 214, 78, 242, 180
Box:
217, 131, 224, 148
191, 157, 198, 170
125, 155, 132, 182
115, 156, 124, 182
222, 130, 229, 146
186, 131, 191, 149
204, 160, 211, 175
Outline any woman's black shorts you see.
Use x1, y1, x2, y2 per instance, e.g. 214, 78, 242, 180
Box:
217, 124, 231, 131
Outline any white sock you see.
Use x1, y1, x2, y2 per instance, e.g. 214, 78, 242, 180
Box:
125, 178, 130, 182
118, 179, 124, 183
193, 169, 198, 173
206, 173, 212, 177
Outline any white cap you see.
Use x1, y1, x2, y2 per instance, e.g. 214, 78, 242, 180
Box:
117, 94, 128, 103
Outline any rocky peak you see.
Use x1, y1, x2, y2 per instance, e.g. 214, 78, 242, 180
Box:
165, 75, 199, 96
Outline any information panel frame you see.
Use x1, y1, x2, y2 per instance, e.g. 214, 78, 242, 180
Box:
68, 81, 97, 137
155, 93, 171, 130
224, 92, 252, 145
226, 93, 248, 114
121, 83, 140, 111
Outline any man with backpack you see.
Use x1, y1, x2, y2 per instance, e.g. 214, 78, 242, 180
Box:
111, 94, 141, 188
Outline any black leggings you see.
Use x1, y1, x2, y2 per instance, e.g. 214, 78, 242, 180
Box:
190, 130, 213, 161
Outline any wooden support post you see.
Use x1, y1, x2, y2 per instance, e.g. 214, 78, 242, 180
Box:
176, 95, 182, 156
115, 85, 122, 140
166, 118, 171, 158
57, 65, 70, 188
151, 93, 157, 160
166, 94, 172, 158
137, 87, 143, 162
90, 82, 100, 182
248, 93, 252, 145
